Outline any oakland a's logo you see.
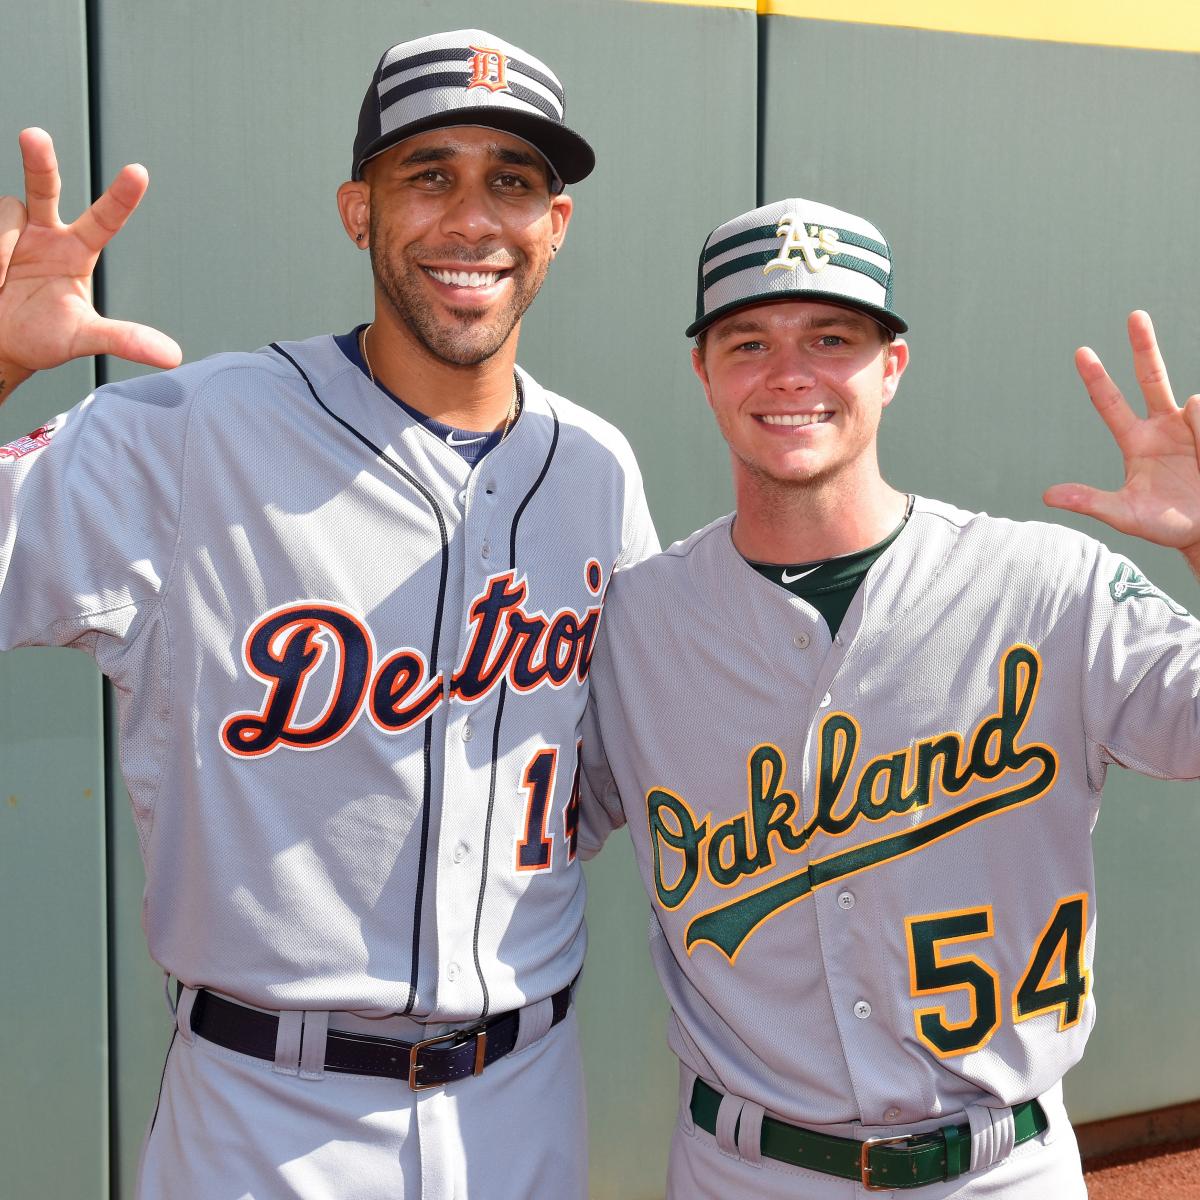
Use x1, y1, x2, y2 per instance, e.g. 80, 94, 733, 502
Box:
467, 45, 510, 93
763, 213, 841, 275
1109, 561, 1187, 615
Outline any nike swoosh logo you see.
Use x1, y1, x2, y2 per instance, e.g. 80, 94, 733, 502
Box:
781, 566, 820, 584
446, 430, 487, 447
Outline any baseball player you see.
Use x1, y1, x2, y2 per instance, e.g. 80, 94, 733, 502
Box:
581, 196, 1200, 1197
0, 30, 656, 1200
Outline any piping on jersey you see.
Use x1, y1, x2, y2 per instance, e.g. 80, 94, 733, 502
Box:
270, 343, 450, 1015
646, 644, 1058, 962
472, 405, 562, 1017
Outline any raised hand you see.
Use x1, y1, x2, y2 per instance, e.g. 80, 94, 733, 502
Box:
0, 127, 181, 397
1044, 311, 1200, 568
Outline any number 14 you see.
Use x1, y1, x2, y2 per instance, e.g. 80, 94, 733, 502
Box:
515, 743, 582, 873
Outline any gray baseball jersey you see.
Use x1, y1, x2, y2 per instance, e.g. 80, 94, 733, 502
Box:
0, 333, 656, 1020
582, 497, 1200, 1128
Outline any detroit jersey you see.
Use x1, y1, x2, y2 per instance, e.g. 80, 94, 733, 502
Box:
0, 333, 657, 1019
582, 498, 1200, 1126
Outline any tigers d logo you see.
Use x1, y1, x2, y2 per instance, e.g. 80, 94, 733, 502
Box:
763, 214, 841, 275
467, 45, 510, 93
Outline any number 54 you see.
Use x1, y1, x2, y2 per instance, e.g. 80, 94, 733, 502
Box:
904, 895, 1090, 1059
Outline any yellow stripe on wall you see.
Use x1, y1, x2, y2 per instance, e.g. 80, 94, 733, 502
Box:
642, 0, 756, 9
634, 0, 1200, 53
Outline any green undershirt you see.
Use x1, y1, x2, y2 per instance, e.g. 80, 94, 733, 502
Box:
746, 501, 912, 638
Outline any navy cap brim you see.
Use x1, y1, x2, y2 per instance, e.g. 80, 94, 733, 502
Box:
352, 107, 595, 184
685, 291, 908, 340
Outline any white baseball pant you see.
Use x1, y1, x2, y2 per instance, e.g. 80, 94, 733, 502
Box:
137, 989, 587, 1200
667, 1069, 1087, 1199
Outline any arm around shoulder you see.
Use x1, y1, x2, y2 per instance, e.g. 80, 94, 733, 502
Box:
577, 688, 628, 860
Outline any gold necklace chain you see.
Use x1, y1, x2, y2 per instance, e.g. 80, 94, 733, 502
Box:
360, 322, 519, 439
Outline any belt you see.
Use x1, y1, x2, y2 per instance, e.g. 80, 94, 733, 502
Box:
189, 984, 572, 1091
690, 1079, 1048, 1192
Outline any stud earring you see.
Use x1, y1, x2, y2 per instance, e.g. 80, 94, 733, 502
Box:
356, 232, 365, 243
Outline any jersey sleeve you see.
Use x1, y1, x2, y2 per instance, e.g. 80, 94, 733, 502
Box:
578, 589, 631, 862
1079, 539, 1200, 784
615, 448, 659, 570
0, 371, 191, 658
580, 455, 654, 858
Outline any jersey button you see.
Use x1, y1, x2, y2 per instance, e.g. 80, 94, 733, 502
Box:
793, 632, 811, 649
481, 540, 491, 559
884, 1107, 901, 1122
853, 1000, 872, 1020
820, 692, 832, 708
837, 890, 855, 910
446, 962, 461, 982
453, 843, 468, 863
834, 633, 844, 646
461, 722, 473, 742
457, 489, 468, 505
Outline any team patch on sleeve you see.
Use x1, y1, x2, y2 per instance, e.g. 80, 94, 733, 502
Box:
0, 421, 58, 461
1108, 561, 1188, 616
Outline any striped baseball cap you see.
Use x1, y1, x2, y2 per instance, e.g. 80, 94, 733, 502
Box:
352, 30, 595, 188
686, 198, 907, 338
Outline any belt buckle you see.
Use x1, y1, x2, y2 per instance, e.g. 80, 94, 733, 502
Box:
860, 1133, 913, 1192
407, 1026, 488, 1091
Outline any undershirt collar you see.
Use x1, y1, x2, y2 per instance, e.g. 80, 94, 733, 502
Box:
334, 326, 510, 466
745, 496, 914, 636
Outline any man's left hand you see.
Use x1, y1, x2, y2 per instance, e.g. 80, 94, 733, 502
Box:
1044, 310, 1200, 576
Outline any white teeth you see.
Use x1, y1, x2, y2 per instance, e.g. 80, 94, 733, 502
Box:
761, 413, 830, 427
426, 268, 500, 288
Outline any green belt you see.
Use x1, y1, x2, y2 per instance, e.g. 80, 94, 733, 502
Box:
690, 1079, 1048, 1192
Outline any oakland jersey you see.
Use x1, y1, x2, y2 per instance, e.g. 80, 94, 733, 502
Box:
582, 497, 1200, 1126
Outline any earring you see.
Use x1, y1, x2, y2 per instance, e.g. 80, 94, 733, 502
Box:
356, 232, 365, 243
551, 244, 558, 252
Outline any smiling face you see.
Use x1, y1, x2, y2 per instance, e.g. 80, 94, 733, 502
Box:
693, 300, 908, 495
338, 126, 572, 368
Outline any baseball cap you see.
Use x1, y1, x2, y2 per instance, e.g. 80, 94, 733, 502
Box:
352, 30, 595, 189
686, 198, 907, 339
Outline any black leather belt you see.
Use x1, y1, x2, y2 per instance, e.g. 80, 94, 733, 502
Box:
690, 1079, 1048, 1191
189, 985, 572, 1091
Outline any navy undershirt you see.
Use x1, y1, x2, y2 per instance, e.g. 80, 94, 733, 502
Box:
334, 326, 509, 467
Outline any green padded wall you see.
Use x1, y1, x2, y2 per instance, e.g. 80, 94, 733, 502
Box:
759, 16, 1200, 1123
88, 1, 755, 1194
0, 4, 109, 1198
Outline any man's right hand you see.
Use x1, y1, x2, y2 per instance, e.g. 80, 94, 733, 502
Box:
0, 127, 182, 402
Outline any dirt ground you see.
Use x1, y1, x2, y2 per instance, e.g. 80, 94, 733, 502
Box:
1085, 1138, 1200, 1198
